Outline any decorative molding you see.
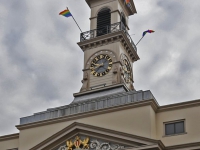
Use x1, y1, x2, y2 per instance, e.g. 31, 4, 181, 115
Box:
0, 133, 19, 141
90, 140, 124, 150
118, 0, 137, 16
29, 122, 165, 150
16, 92, 158, 130
158, 99, 200, 112
58, 146, 66, 150
165, 142, 200, 150
16, 90, 200, 130
78, 31, 139, 62
57, 137, 125, 150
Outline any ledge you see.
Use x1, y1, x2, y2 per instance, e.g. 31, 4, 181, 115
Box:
0, 133, 19, 141
17, 90, 157, 129
158, 99, 200, 112
78, 31, 139, 62
162, 132, 187, 138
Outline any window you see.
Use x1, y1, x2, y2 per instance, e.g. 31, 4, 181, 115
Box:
97, 8, 111, 36
165, 120, 185, 136
121, 13, 126, 30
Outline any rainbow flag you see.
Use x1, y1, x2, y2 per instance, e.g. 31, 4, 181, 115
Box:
59, 9, 72, 18
124, 0, 131, 7
125, 0, 130, 4
142, 30, 155, 37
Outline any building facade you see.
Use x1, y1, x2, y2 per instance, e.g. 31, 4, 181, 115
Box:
0, 0, 200, 150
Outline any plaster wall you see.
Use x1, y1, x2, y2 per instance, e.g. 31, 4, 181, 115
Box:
156, 106, 200, 146
18, 105, 153, 150
0, 138, 19, 150
83, 42, 120, 88
89, 70, 113, 87
150, 107, 156, 139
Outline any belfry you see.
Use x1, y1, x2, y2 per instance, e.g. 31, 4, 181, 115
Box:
1, 1, 200, 150
74, 0, 139, 102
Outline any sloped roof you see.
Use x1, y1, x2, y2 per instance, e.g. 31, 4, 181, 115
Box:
30, 122, 164, 150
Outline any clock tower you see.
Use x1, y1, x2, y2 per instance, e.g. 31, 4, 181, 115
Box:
74, 0, 139, 102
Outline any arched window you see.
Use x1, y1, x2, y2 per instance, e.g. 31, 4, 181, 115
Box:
97, 8, 111, 36
121, 13, 126, 30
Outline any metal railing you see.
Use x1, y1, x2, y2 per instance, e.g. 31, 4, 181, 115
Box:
80, 22, 137, 52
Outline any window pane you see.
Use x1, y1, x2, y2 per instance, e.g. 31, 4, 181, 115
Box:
175, 121, 184, 134
165, 123, 175, 135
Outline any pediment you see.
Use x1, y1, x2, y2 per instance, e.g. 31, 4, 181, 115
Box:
30, 122, 164, 150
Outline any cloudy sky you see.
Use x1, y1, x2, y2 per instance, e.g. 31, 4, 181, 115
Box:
0, 0, 200, 135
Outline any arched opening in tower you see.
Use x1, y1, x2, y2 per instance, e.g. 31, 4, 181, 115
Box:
121, 13, 126, 30
97, 8, 111, 36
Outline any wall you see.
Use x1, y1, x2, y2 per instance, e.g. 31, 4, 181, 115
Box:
150, 107, 156, 139
18, 105, 153, 150
156, 105, 200, 146
83, 42, 120, 88
0, 138, 19, 150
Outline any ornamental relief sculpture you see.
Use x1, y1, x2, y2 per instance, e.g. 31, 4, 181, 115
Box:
57, 136, 125, 150
90, 140, 124, 150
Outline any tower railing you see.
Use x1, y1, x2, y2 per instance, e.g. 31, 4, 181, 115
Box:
80, 22, 137, 52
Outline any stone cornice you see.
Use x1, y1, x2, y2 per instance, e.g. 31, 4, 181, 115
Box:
18, 90, 155, 126
16, 99, 157, 130
73, 84, 128, 97
158, 99, 200, 112
16, 94, 200, 130
119, 0, 137, 16
77, 31, 139, 62
0, 133, 19, 141
165, 142, 200, 150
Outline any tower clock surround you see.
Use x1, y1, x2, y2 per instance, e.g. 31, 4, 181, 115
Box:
90, 53, 113, 77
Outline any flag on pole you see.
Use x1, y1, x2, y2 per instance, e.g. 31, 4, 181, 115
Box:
136, 30, 155, 46
59, 7, 83, 32
124, 0, 130, 4
142, 30, 155, 37
124, 0, 131, 8
59, 9, 72, 18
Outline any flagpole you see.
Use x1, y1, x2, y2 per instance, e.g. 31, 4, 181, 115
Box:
67, 7, 83, 33
136, 36, 144, 46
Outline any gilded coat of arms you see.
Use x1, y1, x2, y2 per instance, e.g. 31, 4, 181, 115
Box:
66, 136, 90, 150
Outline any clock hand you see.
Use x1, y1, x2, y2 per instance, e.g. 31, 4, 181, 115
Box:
96, 66, 101, 72
91, 61, 104, 70
92, 62, 101, 66
91, 63, 101, 69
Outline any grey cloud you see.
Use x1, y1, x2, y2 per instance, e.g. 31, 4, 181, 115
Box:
0, 0, 200, 136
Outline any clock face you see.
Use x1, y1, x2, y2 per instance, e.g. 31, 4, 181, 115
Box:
121, 54, 132, 83
90, 54, 112, 77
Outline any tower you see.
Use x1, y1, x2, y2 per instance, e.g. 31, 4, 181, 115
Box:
1, 2, 200, 150
74, 0, 139, 101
